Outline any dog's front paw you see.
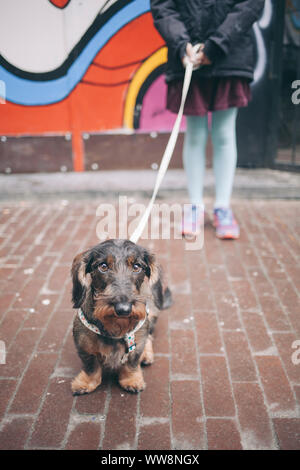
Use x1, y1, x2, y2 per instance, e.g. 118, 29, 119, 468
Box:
119, 365, 146, 393
71, 369, 102, 396
141, 337, 154, 366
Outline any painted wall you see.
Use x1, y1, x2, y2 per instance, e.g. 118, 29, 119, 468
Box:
0, 0, 273, 171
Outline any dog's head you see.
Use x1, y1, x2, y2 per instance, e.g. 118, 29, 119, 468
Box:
71, 239, 160, 338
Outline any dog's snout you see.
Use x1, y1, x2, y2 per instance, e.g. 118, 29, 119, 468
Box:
114, 302, 132, 317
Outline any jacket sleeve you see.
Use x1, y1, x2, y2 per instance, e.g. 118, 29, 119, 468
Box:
203, 0, 265, 62
150, 0, 191, 60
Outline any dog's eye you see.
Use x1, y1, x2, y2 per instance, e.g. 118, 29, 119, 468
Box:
98, 263, 108, 273
132, 263, 142, 273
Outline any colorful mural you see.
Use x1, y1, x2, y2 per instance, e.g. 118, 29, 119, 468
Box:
0, 0, 272, 171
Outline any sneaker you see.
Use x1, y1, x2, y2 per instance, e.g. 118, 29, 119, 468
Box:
213, 207, 240, 239
182, 204, 204, 238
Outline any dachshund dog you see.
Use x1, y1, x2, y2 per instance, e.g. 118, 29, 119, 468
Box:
71, 239, 172, 395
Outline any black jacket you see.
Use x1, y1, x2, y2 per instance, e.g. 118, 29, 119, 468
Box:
150, 0, 265, 82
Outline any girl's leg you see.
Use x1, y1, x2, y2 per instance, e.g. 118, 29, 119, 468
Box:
183, 115, 208, 207
211, 107, 240, 239
211, 107, 238, 208
182, 115, 208, 236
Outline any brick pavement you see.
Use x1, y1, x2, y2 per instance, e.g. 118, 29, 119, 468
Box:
0, 198, 299, 450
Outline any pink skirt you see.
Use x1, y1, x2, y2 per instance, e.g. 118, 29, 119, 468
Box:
167, 76, 251, 116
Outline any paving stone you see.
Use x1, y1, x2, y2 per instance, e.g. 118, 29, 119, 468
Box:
255, 356, 297, 416
273, 418, 300, 450
171, 380, 205, 450
206, 418, 242, 450
233, 382, 275, 449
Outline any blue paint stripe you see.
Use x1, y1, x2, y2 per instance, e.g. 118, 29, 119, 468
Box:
0, 0, 150, 105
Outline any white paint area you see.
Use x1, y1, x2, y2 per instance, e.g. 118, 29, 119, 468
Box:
0, 0, 118, 73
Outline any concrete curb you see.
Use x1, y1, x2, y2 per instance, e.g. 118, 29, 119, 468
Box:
0, 168, 299, 201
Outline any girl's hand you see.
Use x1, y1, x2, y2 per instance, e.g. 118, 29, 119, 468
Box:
198, 51, 212, 66
182, 43, 211, 68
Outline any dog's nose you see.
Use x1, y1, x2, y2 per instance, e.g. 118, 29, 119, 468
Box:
114, 302, 132, 317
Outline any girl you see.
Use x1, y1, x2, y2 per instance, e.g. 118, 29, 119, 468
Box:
151, 0, 265, 239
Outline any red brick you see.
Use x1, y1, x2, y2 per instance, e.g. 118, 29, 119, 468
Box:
248, 266, 269, 284
271, 242, 296, 266
0, 417, 33, 450
273, 418, 300, 450
56, 283, 72, 310
206, 419, 242, 450
223, 330, 257, 381
214, 291, 241, 330
0, 308, 28, 347
169, 261, 190, 288
195, 311, 222, 354
140, 356, 170, 418
1, 327, 41, 378
37, 307, 72, 352
171, 380, 205, 449
23, 294, 59, 329
259, 295, 290, 332
231, 280, 258, 311
224, 254, 246, 279
170, 329, 198, 377
241, 311, 273, 353
186, 253, 207, 282
65, 421, 101, 450
102, 384, 138, 450
273, 333, 300, 384
12, 277, 45, 309
234, 382, 275, 449
200, 356, 235, 417
168, 239, 185, 263
0, 293, 16, 317
191, 285, 215, 311
255, 356, 297, 415
208, 264, 228, 281
33, 255, 60, 280
20, 244, 46, 268
262, 256, 286, 281
55, 327, 81, 375
29, 377, 74, 448
169, 294, 193, 325
273, 280, 300, 317
294, 385, 300, 404
47, 265, 69, 292
10, 352, 58, 414
203, 238, 223, 265
75, 377, 108, 416
0, 379, 16, 420
138, 422, 171, 450
152, 310, 169, 355
237, 244, 259, 266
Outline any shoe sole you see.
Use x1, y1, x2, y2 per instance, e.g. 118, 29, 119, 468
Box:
216, 232, 240, 240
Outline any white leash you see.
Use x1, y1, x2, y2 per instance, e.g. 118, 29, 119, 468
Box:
129, 60, 195, 244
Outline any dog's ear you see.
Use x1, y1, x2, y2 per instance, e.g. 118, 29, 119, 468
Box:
143, 250, 160, 285
71, 249, 93, 308
143, 249, 172, 310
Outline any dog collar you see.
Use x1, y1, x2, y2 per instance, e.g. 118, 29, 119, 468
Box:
77, 306, 149, 354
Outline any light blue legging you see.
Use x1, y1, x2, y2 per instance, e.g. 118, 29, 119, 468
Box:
183, 107, 238, 209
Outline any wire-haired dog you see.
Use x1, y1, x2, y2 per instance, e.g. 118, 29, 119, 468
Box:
71, 239, 172, 395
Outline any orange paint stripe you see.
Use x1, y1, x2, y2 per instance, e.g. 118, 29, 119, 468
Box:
72, 131, 84, 172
